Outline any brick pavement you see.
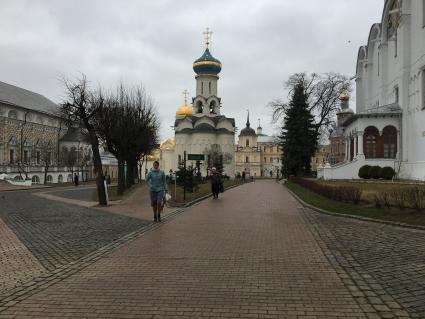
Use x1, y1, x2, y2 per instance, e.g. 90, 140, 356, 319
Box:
0, 217, 46, 297
303, 208, 425, 318
1, 180, 372, 318
0, 191, 149, 287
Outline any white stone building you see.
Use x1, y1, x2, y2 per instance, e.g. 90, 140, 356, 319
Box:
319, 0, 425, 180
170, 32, 236, 177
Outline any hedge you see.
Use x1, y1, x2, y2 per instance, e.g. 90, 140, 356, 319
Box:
290, 177, 362, 205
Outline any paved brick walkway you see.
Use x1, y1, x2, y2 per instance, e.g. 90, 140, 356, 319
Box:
0, 218, 46, 296
0, 180, 373, 318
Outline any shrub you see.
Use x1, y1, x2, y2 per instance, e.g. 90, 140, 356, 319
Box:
358, 165, 371, 179
368, 166, 382, 179
289, 178, 362, 205
373, 191, 391, 209
405, 187, 425, 211
392, 189, 407, 210
380, 166, 395, 180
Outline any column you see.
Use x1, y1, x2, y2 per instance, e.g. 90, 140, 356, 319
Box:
357, 131, 365, 160
396, 130, 401, 160
353, 135, 357, 159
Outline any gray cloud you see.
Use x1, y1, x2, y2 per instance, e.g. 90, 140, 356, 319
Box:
0, 0, 383, 139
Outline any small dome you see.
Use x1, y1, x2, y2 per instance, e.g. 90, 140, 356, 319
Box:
176, 104, 193, 118
239, 126, 256, 137
160, 138, 175, 151
193, 48, 222, 75
339, 91, 350, 101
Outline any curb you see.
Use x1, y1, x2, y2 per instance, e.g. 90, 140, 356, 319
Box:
284, 184, 425, 232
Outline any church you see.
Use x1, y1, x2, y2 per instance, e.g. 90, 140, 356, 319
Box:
149, 30, 236, 177
319, 0, 425, 181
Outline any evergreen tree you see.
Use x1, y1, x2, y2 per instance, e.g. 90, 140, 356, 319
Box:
279, 82, 318, 177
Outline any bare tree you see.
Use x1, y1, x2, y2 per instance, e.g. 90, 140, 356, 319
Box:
40, 142, 54, 184
61, 75, 107, 206
95, 85, 159, 195
269, 72, 351, 140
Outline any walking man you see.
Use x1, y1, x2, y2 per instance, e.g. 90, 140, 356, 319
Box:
146, 161, 167, 222
210, 167, 222, 199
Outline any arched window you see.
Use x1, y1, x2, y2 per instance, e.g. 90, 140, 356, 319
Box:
32, 175, 40, 184
383, 126, 397, 158
46, 175, 53, 183
209, 101, 216, 114
196, 101, 203, 113
8, 110, 17, 119
246, 139, 249, 147
58, 175, 63, 183
67, 174, 73, 182
364, 126, 379, 159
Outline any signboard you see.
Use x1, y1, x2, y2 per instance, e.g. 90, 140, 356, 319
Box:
187, 154, 205, 161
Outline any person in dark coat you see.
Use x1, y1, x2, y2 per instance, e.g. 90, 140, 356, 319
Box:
210, 167, 221, 199
74, 173, 79, 186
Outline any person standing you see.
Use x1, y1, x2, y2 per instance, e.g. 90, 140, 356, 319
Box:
146, 161, 167, 222
210, 167, 221, 199
74, 173, 79, 186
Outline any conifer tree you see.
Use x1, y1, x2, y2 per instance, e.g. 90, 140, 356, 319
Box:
279, 82, 318, 177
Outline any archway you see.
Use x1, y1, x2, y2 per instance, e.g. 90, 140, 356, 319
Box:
364, 126, 379, 158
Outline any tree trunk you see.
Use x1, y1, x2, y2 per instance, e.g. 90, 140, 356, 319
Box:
117, 158, 125, 196
125, 159, 136, 189
87, 129, 107, 206
44, 165, 48, 185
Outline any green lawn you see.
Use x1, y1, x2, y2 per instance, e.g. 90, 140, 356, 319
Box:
286, 180, 425, 227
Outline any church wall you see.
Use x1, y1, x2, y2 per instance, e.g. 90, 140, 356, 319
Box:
196, 75, 218, 98
174, 132, 235, 177
216, 120, 233, 131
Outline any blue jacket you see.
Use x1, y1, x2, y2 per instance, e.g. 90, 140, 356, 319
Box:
146, 169, 166, 192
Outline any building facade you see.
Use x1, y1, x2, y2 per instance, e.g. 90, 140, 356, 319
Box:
319, 0, 425, 180
0, 81, 95, 184
235, 115, 281, 178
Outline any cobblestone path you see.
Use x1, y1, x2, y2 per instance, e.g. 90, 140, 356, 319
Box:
0, 191, 149, 298
303, 208, 425, 318
1, 181, 371, 318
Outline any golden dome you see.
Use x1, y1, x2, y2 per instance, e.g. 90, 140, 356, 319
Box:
339, 90, 350, 101
176, 104, 193, 118
160, 138, 175, 151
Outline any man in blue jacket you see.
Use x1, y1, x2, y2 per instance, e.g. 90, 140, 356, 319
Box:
146, 161, 167, 222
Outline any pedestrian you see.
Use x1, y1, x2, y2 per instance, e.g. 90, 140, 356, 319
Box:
74, 173, 79, 186
146, 161, 167, 222
210, 167, 221, 199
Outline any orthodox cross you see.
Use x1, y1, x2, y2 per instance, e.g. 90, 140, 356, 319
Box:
203, 28, 213, 48
182, 89, 189, 105
258, 118, 261, 127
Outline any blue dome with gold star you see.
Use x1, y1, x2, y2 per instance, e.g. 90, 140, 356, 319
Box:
193, 48, 222, 75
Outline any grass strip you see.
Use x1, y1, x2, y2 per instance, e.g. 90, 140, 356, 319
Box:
286, 180, 425, 227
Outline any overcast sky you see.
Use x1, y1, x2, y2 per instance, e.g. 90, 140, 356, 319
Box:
0, 0, 384, 140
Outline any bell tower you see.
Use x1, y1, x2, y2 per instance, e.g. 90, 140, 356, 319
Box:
192, 28, 222, 116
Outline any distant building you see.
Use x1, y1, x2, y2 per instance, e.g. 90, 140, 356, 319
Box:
311, 145, 331, 172
235, 114, 282, 178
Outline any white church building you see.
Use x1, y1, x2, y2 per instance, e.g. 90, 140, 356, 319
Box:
319, 0, 425, 181
152, 30, 236, 177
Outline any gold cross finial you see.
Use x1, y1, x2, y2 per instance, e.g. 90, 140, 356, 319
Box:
182, 89, 189, 105
203, 27, 213, 48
